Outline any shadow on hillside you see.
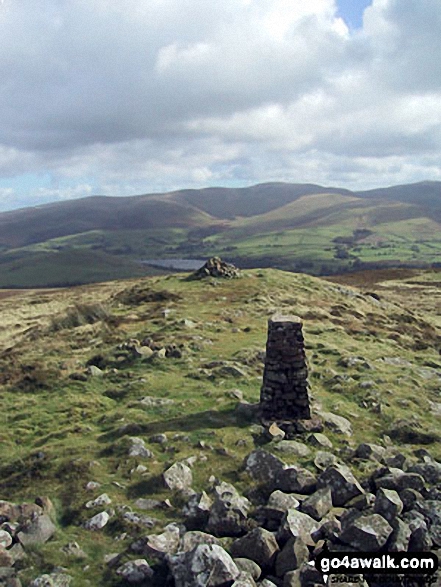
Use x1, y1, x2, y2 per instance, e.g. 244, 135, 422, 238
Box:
98, 407, 255, 444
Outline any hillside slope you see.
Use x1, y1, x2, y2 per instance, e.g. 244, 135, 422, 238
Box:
0, 267, 440, 584
0, 181, 440, 286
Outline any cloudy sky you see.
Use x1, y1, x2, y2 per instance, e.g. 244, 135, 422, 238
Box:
0, 0, 440, 212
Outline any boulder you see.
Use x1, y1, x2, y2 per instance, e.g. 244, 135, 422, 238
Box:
283, 562, 324, 587
339, 513, 393, 551
278, 509, 320, 546
182, 491, 213, 530
319, 411, 352, 436
17, 514, 56, 546
402, 511, 432, 551
167, 543, 240, 587
116, 559, 154, 583
387, 518, 412, 551
0, 530, 12, 549
230, 528, 279, 569
206, 482, 251, 537
179, 531, 221, 552
85, 493, 112, 509
231, 573, 257, 587
128, 437, 154, 459
276, 466, 317, 494
275, 536, 309, 577
29, 572, 72, 587
244, 450, 285, 484
308, 433, 333, 449
272, 440, 311, 458
233, 558, 261, 580
163, 461, 193, 492
132, 523, 181, 558
83, 511, 110, 531
373, 488, 403, 523
317, 464, 364, 506
301, 487, 333, 521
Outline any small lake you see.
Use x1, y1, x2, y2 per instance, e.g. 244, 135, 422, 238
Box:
139, 258, 206, 271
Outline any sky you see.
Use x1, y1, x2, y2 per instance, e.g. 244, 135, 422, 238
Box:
0, 0, 441, 212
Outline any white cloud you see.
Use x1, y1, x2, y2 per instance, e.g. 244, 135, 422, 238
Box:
0, 0, 440, 210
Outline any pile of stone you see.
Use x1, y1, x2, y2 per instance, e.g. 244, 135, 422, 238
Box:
0, 497, 58, 586
189, 257, 241, 280
260, 315, 311, 424
105, 446, 441, 586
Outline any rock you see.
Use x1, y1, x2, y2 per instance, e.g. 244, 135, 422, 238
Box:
85, 493, 112, 509
267, 422, 286, 441
374, 471, 425, 492
283, 562, 324, 587
83, 511, 110, 531
402, 511, 432, 551
122, 511, 158, 529
0, 530, 12, 549
387, 518, 412, 551
182, 491, 213, 529
29, 572, 72, 587
279, 509, 320, 546
313, 451, 337, 471
276, 466, 317, 494
232, 573, 257, 587
179, 531, 221, 552
319, 411, 352, 436
399, 488, 423, 512
134, 498, 163, 510
374, 488, 403, 522
163, 461, 193, 492
244, 450, 286, 484
272, 441, 311, 458
230, 528, 279, 570
128, 437, 154, 459
60, 541, 87, 558
414, 500, 441, 547
234, 558, 261, 580
206, 482, 251, 537
339, 513, 393, 551
355, 443, 386, 461
17, 514, 56, 546
317, 464, 364, 506
132, 523, 181, 558
301, 487, 333, 521
88, 365, 104, 377
85, 481, 101, 491
408, 461, 441, 485
150, 433, 168, 444
308, 433, 333, 449
139, 395, 174, 407
167, 543, 240, 587
116, 559, 154, 583
275, 536, 309, 577
0, 545, 14, 566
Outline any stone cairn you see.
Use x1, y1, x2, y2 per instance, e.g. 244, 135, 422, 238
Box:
189, 257, 240, 280
260, 314, 311, 424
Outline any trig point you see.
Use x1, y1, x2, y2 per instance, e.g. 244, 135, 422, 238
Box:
260, 314, 311, 422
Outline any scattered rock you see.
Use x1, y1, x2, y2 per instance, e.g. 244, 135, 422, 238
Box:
128, 437, 154, 459
167, 543, 240, 587
230, 528, 279, 570
132, 523, 181, 559
85, 493, 111, 509
17, 514, 56, 546
163, 461, 193, 492
83, 511, 110, 531
319, 411, 352, 436
339, 513, 393, 551
116, 559, 154, 583
206, 482, 251, 537
317, 464, 364, 506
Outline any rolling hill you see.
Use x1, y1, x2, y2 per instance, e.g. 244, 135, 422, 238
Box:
0, 181, 440, 286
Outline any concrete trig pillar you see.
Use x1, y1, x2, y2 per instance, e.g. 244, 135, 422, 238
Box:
260, 314, 311, 422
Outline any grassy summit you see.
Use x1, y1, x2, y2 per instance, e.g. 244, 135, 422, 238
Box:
0, 267, 440, 584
